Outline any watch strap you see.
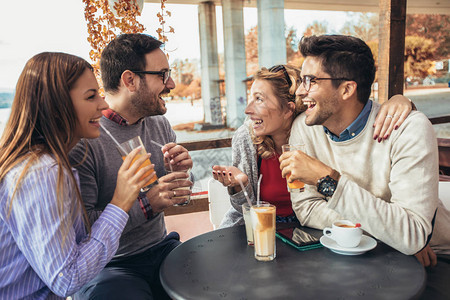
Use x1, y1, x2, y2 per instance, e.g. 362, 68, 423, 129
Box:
329, 169, 341, 182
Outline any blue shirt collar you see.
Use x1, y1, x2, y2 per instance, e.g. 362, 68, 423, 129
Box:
323, 100, 372, 142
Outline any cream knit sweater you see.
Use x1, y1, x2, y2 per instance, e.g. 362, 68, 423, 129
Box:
290, 101, 450, 255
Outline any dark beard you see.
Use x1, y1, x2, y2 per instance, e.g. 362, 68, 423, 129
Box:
305, 92, 339, 127
129, 80, 167, 117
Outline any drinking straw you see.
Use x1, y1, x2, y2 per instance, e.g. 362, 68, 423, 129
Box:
237, 177, 252, 207
150, 140, 173, 172
100, 123, 126, 154
257, 174, 263, 206
150, 140, 164, 148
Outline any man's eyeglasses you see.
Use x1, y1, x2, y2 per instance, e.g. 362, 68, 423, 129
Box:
131, 69, 172, 84
299, 75, 351, 92
269, 65, 292, 87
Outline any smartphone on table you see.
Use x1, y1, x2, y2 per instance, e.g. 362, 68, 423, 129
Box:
276, 226, 322, 250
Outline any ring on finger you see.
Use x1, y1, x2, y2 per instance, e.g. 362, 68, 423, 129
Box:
173, 190, 177, 197
386, 115, 393, 119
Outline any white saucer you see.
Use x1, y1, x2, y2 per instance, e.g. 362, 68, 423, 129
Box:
320, 235, 377, 256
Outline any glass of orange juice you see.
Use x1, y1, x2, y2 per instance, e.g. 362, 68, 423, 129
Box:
118, 136, 158, 192
281, 144, 305, 193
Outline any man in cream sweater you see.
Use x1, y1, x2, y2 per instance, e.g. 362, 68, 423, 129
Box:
279, 35, 450, 299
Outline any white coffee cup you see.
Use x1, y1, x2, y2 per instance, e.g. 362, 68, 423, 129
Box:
323, 220, 362, 248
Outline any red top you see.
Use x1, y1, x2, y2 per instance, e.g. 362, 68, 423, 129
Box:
259, 153, 293, 217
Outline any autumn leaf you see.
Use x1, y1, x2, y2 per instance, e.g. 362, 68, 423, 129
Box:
83, 0, 146, 89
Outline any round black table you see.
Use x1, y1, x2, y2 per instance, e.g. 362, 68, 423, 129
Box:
160, 226, 425, 300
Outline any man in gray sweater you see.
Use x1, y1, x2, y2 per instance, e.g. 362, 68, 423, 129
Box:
279, 35, 450, 299
69, 34, 193, 299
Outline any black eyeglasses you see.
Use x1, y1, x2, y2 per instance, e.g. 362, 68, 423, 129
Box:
131, 69, 171, 84
299, 75, 351, 92
269, 65, 292, 87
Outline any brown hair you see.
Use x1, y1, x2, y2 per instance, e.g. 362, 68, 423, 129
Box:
299, 35, 375, 104
100, 33, 163, 93
0, 52, 91, 242
250, 64, 306, 159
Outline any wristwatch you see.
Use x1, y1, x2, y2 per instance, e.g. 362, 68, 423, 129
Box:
317, 169, 341, 198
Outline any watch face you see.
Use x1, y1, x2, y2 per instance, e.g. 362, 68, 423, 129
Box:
318, 176, 337, 197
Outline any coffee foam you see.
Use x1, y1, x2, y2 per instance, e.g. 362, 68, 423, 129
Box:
254, 206, 275, 230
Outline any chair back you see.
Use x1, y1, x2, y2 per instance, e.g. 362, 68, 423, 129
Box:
439, 181, 450, 210
207, 178, 232, 229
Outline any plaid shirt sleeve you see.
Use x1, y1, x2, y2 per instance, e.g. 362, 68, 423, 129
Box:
137, 195, 153, 219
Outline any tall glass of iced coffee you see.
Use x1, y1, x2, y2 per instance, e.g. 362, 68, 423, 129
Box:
250, 202, 276, 261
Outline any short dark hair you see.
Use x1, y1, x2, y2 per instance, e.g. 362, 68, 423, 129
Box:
100, 33, 163, 92
299, 35, 375, 104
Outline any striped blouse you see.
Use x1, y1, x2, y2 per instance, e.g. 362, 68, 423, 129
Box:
0, 154, 128, 299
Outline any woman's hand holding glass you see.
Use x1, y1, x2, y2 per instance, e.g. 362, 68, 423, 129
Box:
212, 166, 248, 193
110, 147, 155, 212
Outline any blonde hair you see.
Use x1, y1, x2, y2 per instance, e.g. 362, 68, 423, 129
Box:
0, 52, 91, 243
250, 65, 306, 159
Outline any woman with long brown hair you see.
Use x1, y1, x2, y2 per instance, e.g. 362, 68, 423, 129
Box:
212, 64, 414, 227
0, 52, 153, 299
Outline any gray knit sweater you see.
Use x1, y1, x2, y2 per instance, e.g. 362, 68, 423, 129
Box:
69, 115, 176, 257
219, 122, 260, 228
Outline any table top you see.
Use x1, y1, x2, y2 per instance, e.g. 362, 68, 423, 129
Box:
160, 225, 426, 300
